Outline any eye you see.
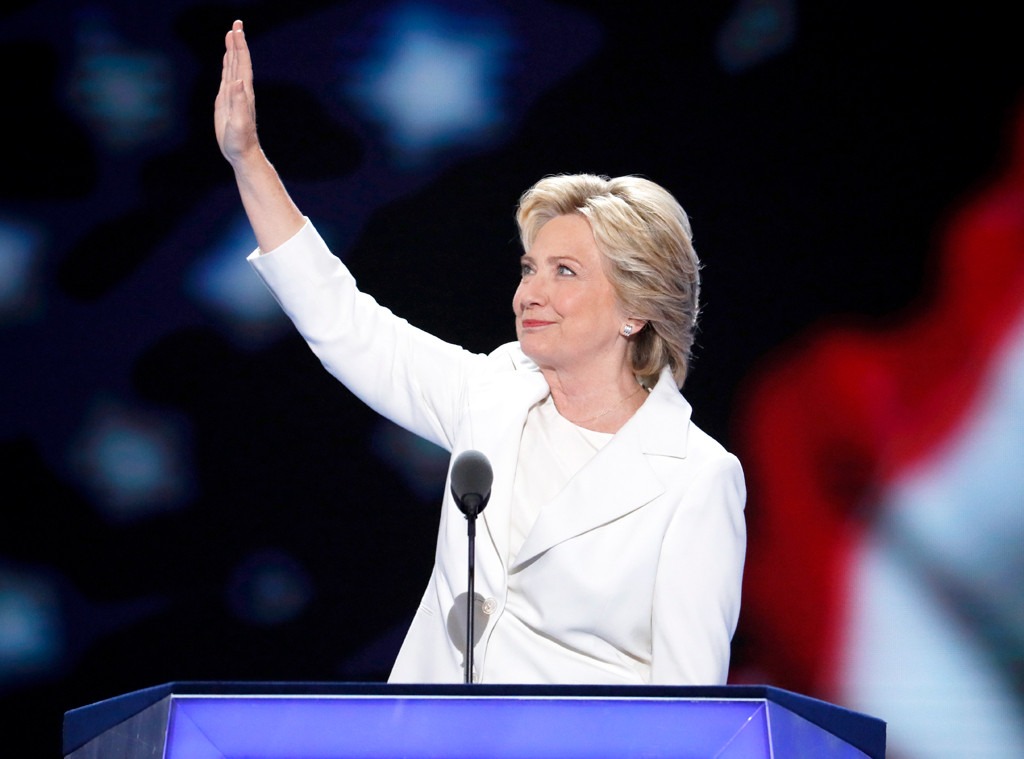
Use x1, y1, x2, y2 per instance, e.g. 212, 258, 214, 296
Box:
557, 263, 576, 276
519, 262, 535, 277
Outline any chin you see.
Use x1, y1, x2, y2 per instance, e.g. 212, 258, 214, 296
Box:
518, 341, 548, 367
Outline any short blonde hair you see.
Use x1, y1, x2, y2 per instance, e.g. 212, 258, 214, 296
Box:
516, 174, 700, 389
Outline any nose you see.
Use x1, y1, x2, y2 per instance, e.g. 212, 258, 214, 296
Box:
515, 274, 547, 313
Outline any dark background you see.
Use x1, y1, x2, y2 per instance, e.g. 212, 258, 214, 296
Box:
1, 1, 1021, 757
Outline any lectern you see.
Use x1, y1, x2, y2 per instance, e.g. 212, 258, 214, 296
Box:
64, 682, 885, 758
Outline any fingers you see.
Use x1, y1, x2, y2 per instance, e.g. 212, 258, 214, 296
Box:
222, 20, 248, 87
233, 23, 253, 91
225, 20, 252, 89
221, 31, 233, 87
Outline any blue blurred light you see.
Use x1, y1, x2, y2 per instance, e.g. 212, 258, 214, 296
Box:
370, 419, 450, 501
0, 568, 63, 686
716, 0, 796, 74
347, 2, 510, 164
0, 218, 44, 325
66, 10, 175, 151
185, 215, 289, 349
227, 550, 313, 626
70, 399, 193, 522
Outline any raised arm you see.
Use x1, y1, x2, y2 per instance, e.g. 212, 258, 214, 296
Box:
215, 19, 304, 251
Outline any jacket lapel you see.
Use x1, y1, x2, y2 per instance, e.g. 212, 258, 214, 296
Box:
510, 367, 692, 569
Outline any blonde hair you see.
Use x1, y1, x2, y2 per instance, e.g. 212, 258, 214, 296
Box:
516, 174, 701, 389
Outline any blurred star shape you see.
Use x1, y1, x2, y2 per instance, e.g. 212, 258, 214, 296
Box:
347, 3, 510, 164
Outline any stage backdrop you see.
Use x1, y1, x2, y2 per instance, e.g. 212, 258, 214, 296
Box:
1, 2, 1021, 758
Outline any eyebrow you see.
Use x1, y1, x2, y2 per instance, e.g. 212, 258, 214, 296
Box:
520, 253, 583, 266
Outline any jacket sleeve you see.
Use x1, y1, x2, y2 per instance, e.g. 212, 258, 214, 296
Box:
650, 451, 747, 684
248, 219, 488, 451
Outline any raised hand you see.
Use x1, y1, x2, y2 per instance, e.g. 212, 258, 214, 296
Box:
215, 20, 260, 165
213, 19, 304, 251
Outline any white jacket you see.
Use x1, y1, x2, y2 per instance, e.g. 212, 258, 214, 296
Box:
250, 220, 746, 685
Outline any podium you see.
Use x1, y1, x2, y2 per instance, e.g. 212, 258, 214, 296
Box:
63, 682, 885, 758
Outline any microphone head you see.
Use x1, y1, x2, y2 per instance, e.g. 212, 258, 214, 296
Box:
450, 450, 493, 518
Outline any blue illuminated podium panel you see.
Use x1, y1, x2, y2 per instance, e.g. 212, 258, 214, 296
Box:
63, 682, 885, 758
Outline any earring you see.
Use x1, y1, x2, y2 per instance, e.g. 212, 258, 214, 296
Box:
622, 324, 633, 337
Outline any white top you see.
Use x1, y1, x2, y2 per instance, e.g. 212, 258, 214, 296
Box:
508, 395, 612, 563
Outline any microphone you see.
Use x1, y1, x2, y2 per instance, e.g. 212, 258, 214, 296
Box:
450, 450, 492, 519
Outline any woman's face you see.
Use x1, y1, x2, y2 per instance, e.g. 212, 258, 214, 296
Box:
513, 214, 629, 376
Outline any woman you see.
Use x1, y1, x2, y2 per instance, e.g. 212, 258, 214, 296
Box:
216, 20, 745, 684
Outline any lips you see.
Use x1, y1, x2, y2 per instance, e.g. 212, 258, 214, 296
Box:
521, 319, 554, 329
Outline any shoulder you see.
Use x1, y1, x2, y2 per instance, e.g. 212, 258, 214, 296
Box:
685, 418, 740, 471
633, 370, 744, 493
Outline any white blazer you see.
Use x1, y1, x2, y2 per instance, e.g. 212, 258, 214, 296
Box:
250, 220, 746, 685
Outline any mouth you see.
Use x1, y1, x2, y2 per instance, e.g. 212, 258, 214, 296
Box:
521, 319, 554, 329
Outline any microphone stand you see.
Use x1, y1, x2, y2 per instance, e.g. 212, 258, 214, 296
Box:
463, 497, 481, 684
449, 449, 492, 685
